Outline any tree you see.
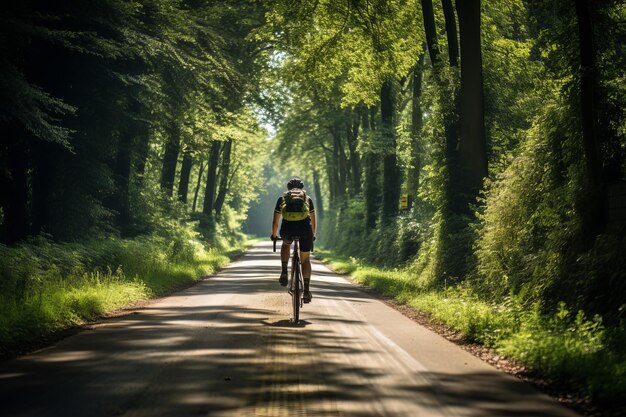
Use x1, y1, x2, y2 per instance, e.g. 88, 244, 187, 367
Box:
456, 0, 488, 201
574, 0, 602, 239
178, 148, 193, 203
0, 0, 269, 243
214, 139, 233, 218
380, 79, 401, 221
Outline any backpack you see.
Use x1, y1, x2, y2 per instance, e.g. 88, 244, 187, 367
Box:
281, 188, 310, 221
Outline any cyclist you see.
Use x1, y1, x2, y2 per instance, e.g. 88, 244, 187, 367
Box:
271, 177, 316, 303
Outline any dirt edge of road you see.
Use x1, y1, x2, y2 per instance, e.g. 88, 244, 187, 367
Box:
318, 259, 623, 417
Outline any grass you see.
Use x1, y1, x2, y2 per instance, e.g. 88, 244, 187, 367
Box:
0, 235, 251, 357
314, 248, 626, 404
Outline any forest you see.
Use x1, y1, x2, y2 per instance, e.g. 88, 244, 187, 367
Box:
1, 0, 625, 411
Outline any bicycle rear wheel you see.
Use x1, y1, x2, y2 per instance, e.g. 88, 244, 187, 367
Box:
292, 259, 300, 323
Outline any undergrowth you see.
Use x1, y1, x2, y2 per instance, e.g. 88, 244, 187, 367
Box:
315, 249, 626, 404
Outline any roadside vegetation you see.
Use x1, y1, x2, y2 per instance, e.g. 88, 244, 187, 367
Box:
0, 221, 251, 357
316, 249, 625, 405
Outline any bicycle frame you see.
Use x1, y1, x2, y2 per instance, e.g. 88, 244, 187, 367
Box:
273, 237, 304, 323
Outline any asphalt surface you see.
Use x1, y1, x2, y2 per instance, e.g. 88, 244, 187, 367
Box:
0, 242, 581, 417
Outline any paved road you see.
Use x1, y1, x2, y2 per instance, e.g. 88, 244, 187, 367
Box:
0, 242, 580, 417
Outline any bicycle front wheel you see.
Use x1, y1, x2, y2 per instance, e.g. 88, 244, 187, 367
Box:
292, 261, 300, 323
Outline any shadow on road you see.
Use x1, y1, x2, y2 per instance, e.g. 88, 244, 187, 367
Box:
0, 243, 577, 417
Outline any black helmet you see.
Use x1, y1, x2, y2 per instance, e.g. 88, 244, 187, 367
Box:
287, 177, 304, 190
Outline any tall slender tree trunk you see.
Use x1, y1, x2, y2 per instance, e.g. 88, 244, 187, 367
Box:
214, 139, 233, 218
441, 1, 463, 215
381, 79, 400, 221
178, 149, 193, 203
202, 140, 221, 218
408, 52, 426, 208
324, 153, 335, 205
364, 155, 381, 230
421, 0, 440, 64
160, 123, 181, 195
192, 161, 206, 212
456, 0, 488, 201
312, 169, 324, 221
575, 0, 603, 238
363, 106, 381, 230
575, 0, 600, 185
133, 130, 150, 182
422, 0, 461, 194
330, 126, 348, 200
345, 108, 361, 194
442, 0, 459, 67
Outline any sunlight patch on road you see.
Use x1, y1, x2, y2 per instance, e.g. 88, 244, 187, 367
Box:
0, 372, 26, 379
36, 350, 95, 363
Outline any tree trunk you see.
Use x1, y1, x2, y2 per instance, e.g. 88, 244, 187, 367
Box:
380, 79, 400, 221
326, 152, 338, 205
202, 140, 221, 217
133, 130, 150, 182
421, 0, 440, 65
331, 125, 348, 200
364, 155, 381, 230
442, 0, 459, 67
345, 108, 361, 194
456, 0, 488, 200
408, 52, 426, 208
312, 169, 324, 221
214, 139, 233, 218
575, 0, 601, 187
192, 161, 206, 213
575, 0, 604, 239
441, 2, 462, 214
178, 149, 193, 203
160, 123, 181, 196
363, 106, 381, 230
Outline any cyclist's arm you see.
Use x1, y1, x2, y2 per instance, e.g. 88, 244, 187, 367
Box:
272, 211, 280, 238
272, 197, 283, 238
308, 197, 316, 237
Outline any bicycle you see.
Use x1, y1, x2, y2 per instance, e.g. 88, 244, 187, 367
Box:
273, 236, 306, 323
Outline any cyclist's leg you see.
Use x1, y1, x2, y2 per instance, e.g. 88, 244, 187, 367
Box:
279, 221, 294, 262
300, 251, 311, 278
298, 225, 313, 301
278, 222, 293, 286
300, 251, 312, 302
280, 239, 292, 262
277, 239, 291, 286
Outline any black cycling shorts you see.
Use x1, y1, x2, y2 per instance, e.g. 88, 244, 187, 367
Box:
280, 219, 313, 252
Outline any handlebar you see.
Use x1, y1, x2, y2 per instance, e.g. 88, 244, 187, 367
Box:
272, 237, 282, 252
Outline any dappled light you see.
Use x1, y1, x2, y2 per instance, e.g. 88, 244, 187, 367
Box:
1, 0, 624, 415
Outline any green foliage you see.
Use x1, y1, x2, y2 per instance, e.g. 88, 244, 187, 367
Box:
260, 0, 425, 106
1, 0, 268, 243
474, 86, 598, 309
